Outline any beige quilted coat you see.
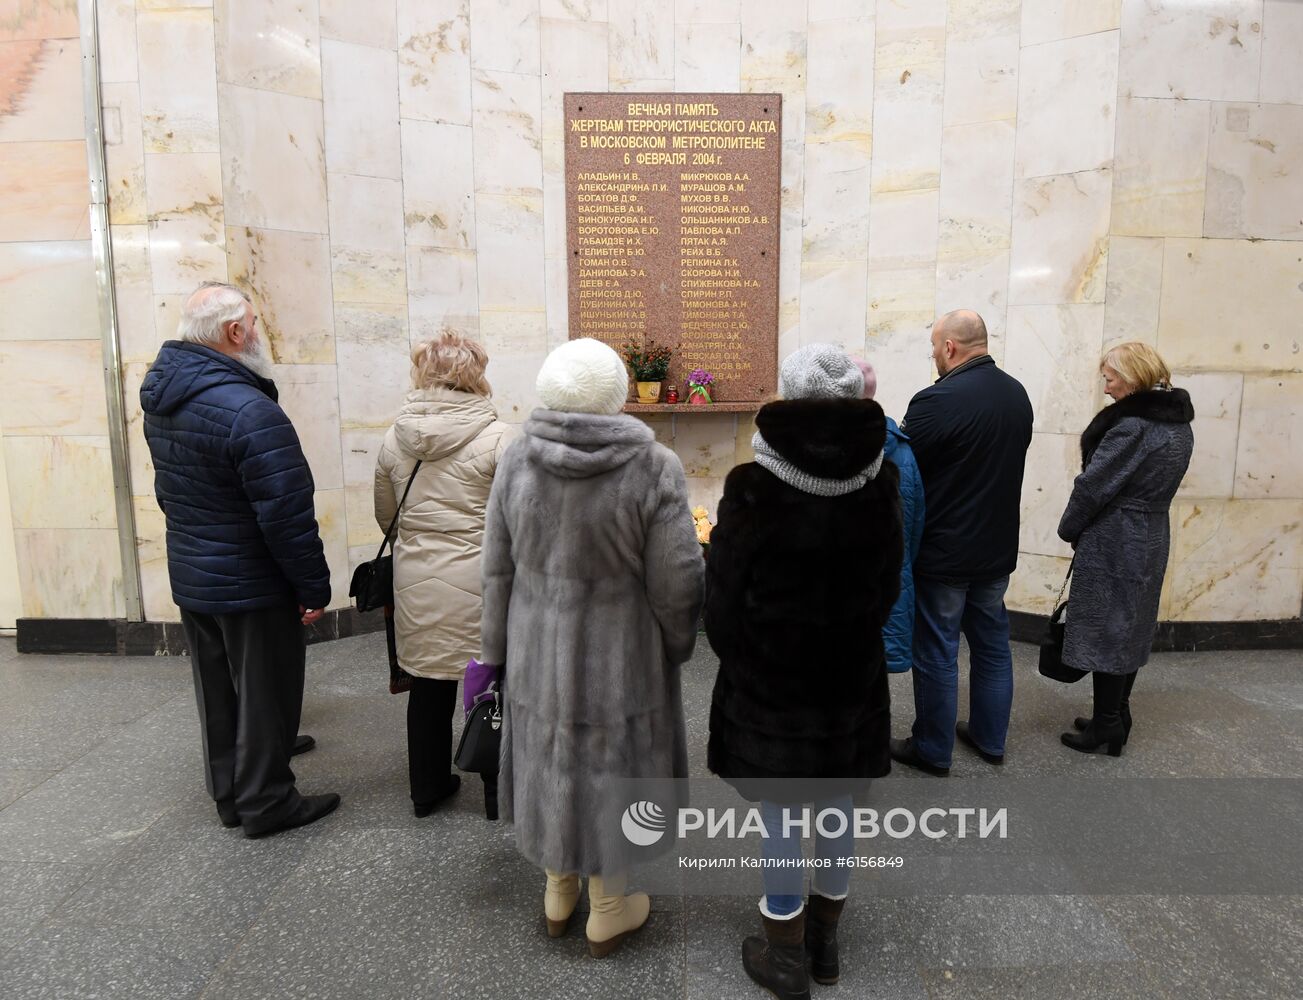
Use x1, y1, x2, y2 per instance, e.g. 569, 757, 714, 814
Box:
374, 387, 515, 680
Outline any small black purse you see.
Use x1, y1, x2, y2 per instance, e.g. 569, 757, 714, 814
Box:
348, 461, 422, 612
1038, 557, 1087, 683
455, 681, 503, 774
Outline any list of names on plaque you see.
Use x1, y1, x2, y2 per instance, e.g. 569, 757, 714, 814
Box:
564, 93, 781, 402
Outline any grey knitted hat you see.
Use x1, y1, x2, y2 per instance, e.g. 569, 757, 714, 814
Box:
779, 344, 864, 400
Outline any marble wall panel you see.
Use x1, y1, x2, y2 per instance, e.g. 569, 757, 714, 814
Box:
120, 360, 153, 495
1168, 499, 1301, 621
1005, 304, 1105, 435
1008, 168, 1112, 305
806, 16, 874, 149
469, 0, 540, 75
2, 436, 116, 530
1261, 0, 1303, 104
0, 340, 109, 436
144, 152, 227, 294
868, 189, 940, 270
1118, 0, 1263, 102
676, 0, 739, 20
1156, 238, 1303, 372
1101, 235, 1161, 347
543, 254, 567, 349
484, 352, 547, 423
313, 488, 350, 610
1111, 97, 1210, 238
1015, 31, 1119, 180
328, 173, 405, 252
1018, 431, 1078, 558
608, 0, 673, 86
1007, 551, 1075, 616
401, 120, 475, 248
540, 19, 608, 143
97, 0, 139, 84
938, 120, 1015, 260
0, 1, 78, 41
801, 140, 871, 262
218, 84, 328, 234
101, 81, 147, 225
398, 0, 472, 126
474, 193, 546, 318
136, 10, 220, 153
876, 0, 946, 71
943, 0, 1019, 127
1205, 102, 1303, 242
0, 140, 89, 241
214, 0, 321, 100
870, 58, 943, 194
808, 0, 867, 19
321, 39, 401, 180
1176, 370, 1242, 499
131, 497, 180, 622
800, 260, 869, 356
740, 23, 806, 86
865, 267, 937, 420
1021, 0, 1121, 45
271, 363, 343, 491
407, 246, 479, 340
13, 528, 124, 618
935, 250, 1011, 359
1234, 374, 1303, 499
341, 426, 383, 490
543, 1, 609, 20
344, 485, 383, 549
0, 37, 82, 142
334, 302, 409, 430
671, 411, 736, 479
0, 241, 98, 340
319, 0, 396, 50
471, 69, 543, 197
674, 23, 741, 92
225, 226, 335, 363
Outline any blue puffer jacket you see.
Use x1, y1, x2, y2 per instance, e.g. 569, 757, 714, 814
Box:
883, 417, 925, 672
140, 341, 331, 615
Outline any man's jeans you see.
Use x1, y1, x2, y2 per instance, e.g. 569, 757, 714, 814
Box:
910, 576, 1013, 768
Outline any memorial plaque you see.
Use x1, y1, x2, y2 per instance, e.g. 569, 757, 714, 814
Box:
565, 93, 781, 403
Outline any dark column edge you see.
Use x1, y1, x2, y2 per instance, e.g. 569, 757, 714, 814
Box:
16, 608, 387, 656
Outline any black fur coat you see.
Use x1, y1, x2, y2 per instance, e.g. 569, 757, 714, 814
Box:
705, 398, 903, 790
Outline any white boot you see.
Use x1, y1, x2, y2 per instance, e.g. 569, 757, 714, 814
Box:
585, 872, 650, 958
544, 870, 581, 938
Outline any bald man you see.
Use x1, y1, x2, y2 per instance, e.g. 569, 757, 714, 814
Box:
891, 310, 1033, 775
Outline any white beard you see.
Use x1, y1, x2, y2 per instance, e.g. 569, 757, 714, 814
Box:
238, 333, 274, 380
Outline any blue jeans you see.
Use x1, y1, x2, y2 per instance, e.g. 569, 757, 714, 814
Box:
910, 576, 1013, 768
759, 797, 854, 916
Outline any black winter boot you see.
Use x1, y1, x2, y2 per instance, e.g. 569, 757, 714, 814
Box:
804, 894, 846, 985
742, 911, 811, 1000
1063, 673, 1127, 756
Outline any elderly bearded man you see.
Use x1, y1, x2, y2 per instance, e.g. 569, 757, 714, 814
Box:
141, 281, 340, 837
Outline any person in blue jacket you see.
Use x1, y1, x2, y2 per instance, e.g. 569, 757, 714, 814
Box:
854, 360, 925, 674
141, 281, 340, 838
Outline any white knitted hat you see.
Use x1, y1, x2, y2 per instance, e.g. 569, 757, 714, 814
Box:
535, 338, 629, 415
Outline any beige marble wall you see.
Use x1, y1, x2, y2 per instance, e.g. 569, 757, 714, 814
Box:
0, 0, 1298, 625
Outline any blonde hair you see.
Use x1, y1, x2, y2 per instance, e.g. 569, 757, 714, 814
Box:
411, 331, 491, 395
1102, 341, 1172, 391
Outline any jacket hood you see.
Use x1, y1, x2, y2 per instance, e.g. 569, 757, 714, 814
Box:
756, 398, 887, 480
1081, 386, 1194, 465
522, 408, 654, 478
882, 415, 908, 460
393, 388, 498, 461
139, 340, 275, 417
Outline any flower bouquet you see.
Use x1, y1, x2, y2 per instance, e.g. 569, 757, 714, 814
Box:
686, 368, 715, 405
692, 506, 713, 555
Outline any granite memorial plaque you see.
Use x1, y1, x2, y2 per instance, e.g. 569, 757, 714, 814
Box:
565, 93, 782, 404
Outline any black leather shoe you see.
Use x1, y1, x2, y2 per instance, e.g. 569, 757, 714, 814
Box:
956, 721, 1004, 765
414, 775, 461, 817
245, 793, 341, 838
291, 734, 316, 756
1061, 719, 1125, 757
1073, 711, 1131, 744
889, 738, 950, 777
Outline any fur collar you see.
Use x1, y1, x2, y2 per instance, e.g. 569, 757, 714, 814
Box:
523, 408, 654, 479
1080, 387, 1194, 466
754, 398, 886, 479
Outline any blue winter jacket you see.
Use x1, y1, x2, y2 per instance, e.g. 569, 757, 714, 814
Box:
882, 417, 925, 672
140, 341, 331, 615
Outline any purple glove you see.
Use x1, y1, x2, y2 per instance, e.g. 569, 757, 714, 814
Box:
463, 658, 500, 717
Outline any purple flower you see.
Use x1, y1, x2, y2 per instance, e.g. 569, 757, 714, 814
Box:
688, 368, 714, 385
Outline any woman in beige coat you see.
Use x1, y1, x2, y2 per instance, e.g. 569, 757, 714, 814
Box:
375, 332, 514, 818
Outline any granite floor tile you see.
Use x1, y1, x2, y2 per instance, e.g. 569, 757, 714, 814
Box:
0, 862, 98, 955
0, 769, 50, 810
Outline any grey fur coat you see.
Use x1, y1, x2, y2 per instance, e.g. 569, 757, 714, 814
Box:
1057, 388, 1194, 674
480, 409, 705, 876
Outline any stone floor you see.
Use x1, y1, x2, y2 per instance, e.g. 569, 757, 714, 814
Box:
0, 633, 1300, 999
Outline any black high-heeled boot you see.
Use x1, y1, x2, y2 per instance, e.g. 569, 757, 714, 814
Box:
1063, 672, 1127, 756
1074, 670, 1137, 742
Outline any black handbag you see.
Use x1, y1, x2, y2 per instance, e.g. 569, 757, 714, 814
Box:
1038, 557, 1087, 683
455, 681, 503, 774
348, 461, 422, 612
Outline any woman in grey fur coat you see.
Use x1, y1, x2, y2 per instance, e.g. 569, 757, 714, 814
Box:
480, 338, 705, 958
1056, 342, 1193, 756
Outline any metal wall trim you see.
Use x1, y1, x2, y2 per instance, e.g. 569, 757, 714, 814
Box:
79, 0, 144, 621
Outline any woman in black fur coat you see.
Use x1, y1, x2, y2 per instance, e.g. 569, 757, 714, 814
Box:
1057, 341, 1194, 756
705, 344, 902, 1000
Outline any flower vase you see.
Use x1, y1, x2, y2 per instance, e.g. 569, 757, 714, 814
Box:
635, 381, 661, 404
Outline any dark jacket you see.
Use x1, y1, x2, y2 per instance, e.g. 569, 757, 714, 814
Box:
901, 355, 1033, 582
883, 417, 925, 672
1058, 388, 1194, 674
140, 341, 331, 615
705, 398, 902, 791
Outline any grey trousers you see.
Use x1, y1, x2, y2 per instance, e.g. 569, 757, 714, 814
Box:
180, 602, 305, 833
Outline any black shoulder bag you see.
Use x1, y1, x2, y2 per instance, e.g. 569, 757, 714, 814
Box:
455, 672, 503, 774
1038, 556, 1087, 683
348, 461, 422, 613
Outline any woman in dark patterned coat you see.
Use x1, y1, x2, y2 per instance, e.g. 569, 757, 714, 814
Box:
1056, 342, 1194, 756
